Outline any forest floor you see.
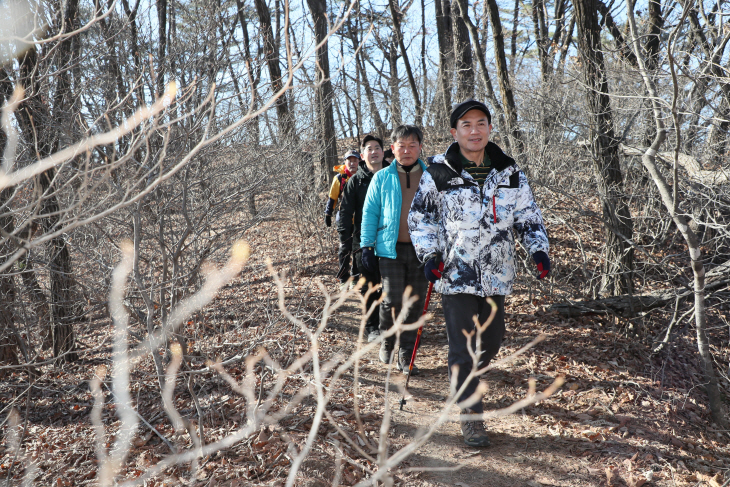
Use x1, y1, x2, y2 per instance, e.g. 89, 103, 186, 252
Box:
1, 201, 729, 487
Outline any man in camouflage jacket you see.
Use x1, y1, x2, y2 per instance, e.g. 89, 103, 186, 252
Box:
407, 99, 550, 447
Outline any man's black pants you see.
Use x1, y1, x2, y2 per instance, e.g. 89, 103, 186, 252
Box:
354, 250, 380, 332
337, 237, 353, 283
442, 294, 506, 413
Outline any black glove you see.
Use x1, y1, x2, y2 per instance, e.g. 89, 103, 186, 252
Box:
532, 251, 550, 279
424, 255, 444, 284
325, 215, 332, 227
361, 247, 377, 273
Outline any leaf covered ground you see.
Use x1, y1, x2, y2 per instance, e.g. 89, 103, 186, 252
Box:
1, 195, 729, 487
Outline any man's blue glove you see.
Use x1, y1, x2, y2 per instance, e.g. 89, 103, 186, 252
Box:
362, 247, 378, 273
424, 255, 444, 284
532, 251, 550, 279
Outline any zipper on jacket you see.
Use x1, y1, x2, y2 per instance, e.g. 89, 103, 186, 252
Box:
492, 194, 497, 224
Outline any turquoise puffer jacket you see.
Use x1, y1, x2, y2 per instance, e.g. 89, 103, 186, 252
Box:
360, 159, 428, 259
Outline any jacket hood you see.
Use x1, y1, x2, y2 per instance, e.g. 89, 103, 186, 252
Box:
440, 141, 516, 174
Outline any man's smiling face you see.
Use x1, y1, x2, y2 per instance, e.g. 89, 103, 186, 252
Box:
450, 109, 492, 154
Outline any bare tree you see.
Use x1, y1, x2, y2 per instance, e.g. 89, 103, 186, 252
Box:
306, 0, 338, 187
624, 0, 727, 428
573, 0, 634, 297
388, 0, 423, 126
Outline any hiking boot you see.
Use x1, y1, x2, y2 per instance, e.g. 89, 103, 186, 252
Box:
460, 408, 491, 447
379, 339, 394, 364
396, 348, 419, 376
366, 328, 381, 343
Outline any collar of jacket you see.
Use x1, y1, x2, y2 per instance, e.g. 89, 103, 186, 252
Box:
334, 164, 347, 175
385, 158, 427, 175
443, 141, 515, 174
357, 160, 389, 178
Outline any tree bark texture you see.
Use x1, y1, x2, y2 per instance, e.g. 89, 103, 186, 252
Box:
434, 0, 454, 128
485, 0, 524, 154
573, 0, 634, 297
15, 47, 78, 361
0, 123, 19, 370
531, 0, 552, 81
254, 0, 296, 140
387, 37, 402, 127
389, 0, 423, 125
452, 0, 474, 102
156, 0, 168, 97
346, 20, 386, 139
305, 0, 338, 188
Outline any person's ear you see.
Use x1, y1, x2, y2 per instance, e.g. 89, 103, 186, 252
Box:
450, 128, 457, 138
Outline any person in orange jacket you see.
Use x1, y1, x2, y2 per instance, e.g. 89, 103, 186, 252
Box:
325, 149, 360, 284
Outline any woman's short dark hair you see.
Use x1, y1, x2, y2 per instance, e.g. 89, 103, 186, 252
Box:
390, 125, 423, 144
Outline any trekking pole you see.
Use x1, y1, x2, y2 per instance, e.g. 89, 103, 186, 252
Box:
399, 281, 434, 410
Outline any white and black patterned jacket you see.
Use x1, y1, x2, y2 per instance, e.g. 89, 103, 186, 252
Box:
408, 142, 549, 296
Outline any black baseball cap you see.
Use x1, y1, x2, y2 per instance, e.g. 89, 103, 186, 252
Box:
450, 99, 492, 128
343, 149, 360, 161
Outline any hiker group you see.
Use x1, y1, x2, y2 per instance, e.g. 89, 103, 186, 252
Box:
323, 100, 551, 448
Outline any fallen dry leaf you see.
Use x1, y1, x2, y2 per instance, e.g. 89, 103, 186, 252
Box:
606, 466, 619, 486
627, 475, 646, 487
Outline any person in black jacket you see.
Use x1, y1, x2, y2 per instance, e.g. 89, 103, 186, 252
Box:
338, 135, 388, 342
326, 149, 361, 285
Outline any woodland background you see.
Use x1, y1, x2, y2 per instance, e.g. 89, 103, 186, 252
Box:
0, 0, 730, 484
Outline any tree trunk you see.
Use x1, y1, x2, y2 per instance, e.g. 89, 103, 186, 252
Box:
452, 0, 474, 102
389, 0, 423, 125
156, 0, 167, 97
531, 0, 552, 81
305, 0, 338, 189
17, 47, 79, 361
421, 0, 428, 120
485, 0, 524, 154
0, 104, 19, 370
387, 37, 402, 127
624, 0, 727, 428
641, 0, 663, 147
510, 0, 519, 76
254, 0, 296, 140
358, 52, 387, 139
573, 0, 634, 297
434, 0, 454, 130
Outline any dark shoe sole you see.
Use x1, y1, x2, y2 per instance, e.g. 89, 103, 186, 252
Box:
464, 437, 491, 447
396, 361, 419, 376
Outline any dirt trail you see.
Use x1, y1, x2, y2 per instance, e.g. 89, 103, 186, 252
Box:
325, 291, 729, 487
